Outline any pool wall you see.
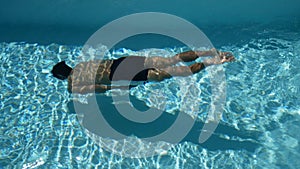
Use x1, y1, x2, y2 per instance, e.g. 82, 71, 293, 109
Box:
1, 0, 299, 46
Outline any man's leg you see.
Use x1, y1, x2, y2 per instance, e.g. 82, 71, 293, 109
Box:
147, 53, 235, 82
144, 49, 216, 69
147, 62, 206, 81
175, 50, 216, 61
174, 48, 233, 62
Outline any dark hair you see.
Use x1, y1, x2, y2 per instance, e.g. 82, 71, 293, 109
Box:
51, 61, 73, 80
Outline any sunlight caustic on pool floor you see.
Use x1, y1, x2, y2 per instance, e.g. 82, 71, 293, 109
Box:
1, 29, 300, 168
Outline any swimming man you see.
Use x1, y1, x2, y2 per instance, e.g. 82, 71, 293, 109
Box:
51, 48, 234, 94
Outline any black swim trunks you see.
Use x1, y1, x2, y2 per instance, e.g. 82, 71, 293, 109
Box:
109, 56, 151, 81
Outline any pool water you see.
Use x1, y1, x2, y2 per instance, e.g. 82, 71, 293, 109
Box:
0, 25, 300, 168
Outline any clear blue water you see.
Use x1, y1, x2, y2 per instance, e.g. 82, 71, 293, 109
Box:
0, 25, 300, 169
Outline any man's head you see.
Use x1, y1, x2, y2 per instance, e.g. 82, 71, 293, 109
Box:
51, 61, 73, 80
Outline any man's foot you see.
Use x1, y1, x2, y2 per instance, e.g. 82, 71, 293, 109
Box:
217, 51, 235, 63
202, 48, 235, 66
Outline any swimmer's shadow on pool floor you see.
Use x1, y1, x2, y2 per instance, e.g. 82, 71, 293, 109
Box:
67, 95, 261, 153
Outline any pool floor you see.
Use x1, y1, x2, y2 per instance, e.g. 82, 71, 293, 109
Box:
0, 25, 300, 168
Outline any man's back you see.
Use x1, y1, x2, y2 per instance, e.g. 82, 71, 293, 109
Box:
68, 60, 114, 92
